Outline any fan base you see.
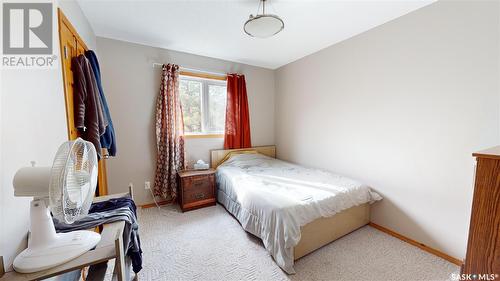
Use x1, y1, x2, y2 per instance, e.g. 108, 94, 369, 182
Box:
13, 230, 101, 273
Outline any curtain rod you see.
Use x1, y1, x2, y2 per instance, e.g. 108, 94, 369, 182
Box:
152, 63, 226, 77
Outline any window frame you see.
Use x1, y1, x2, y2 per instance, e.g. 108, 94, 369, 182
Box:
179, 71, 227, 138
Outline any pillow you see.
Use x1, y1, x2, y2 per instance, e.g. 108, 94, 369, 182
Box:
217, 150, 258, 168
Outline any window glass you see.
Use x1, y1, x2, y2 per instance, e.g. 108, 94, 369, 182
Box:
179, 79, 202, 133
179, 76, 227, 135
208, 84, 227, 133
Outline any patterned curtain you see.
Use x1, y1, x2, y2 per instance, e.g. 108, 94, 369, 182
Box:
154, 64, 185, 200
224, 74, 251, 149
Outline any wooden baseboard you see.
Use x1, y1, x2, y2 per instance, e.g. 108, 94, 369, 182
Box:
140, 200, 172, 209
368, 222, 463, 266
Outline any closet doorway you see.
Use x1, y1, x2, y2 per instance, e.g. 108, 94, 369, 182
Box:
58, 9, 108, 196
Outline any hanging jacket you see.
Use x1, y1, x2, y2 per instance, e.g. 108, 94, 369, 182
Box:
85, 50, 117, 157
72, 55, 108, 159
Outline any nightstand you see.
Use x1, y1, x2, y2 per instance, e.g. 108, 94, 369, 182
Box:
177, 169, 216, 212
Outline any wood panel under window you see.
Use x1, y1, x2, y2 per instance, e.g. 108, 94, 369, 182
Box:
184, 134, 224, 139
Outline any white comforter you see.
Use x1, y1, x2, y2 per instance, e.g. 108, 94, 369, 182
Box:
216, 153, 381, 274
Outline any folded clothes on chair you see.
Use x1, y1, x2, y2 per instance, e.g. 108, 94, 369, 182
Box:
53, 196, 143, 273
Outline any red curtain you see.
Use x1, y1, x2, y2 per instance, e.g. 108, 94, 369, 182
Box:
224, 74, 251, 149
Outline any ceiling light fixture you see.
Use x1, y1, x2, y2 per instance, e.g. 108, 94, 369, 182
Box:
244, 0, 284, 38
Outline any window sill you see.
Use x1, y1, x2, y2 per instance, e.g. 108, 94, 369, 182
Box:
184, 134, 224, 139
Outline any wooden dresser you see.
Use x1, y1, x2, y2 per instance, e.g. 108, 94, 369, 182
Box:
177, 169, 216, 212
462, 146, 500, 276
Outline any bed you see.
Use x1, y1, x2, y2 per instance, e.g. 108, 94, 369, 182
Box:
211, 146, 381, 274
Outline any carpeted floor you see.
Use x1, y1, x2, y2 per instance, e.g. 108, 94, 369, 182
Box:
132, 204, 459, 281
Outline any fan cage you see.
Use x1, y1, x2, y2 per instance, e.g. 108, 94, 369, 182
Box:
49, 138, 98, 224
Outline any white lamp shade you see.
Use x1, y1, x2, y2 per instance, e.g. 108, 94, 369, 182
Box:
244, 15, 284, 38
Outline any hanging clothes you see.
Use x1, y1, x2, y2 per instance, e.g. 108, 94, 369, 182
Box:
72, 54, 108, 159
54, 196, 143, 273
85, 50, 117, 157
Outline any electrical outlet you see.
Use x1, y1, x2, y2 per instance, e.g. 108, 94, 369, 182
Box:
145, 181, 151, 190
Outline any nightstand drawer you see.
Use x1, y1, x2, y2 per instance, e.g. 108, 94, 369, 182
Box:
182, 176, 213, 204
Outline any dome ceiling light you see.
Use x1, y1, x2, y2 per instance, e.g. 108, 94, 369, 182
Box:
244, 0, 284, 38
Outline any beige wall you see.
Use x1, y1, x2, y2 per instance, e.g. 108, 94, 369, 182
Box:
275, 0, 499, 260
96, 37, 275, 205
0, 0, 96, 270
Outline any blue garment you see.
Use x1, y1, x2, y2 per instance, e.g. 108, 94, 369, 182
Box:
54, 196, 142, 274
85, 50, 117, 156
89, 197, 142, 273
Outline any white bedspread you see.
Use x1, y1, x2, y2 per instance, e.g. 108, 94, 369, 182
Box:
216, 153, 382, 274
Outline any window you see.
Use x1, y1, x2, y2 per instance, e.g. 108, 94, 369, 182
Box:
179, 74, 227, 136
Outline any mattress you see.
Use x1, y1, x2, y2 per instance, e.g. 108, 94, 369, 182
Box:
216, 153, 382, 274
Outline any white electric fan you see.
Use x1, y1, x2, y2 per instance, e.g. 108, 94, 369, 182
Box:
12, 138, 101, 273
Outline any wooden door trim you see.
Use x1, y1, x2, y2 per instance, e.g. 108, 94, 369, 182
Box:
58, 8, 88, 140
58, 9, 88, 51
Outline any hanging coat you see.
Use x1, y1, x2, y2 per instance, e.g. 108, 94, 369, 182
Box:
72, 55, 108, 159
85, 50, 117, 157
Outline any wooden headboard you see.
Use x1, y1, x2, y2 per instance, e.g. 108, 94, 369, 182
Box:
210, 145, 276, 168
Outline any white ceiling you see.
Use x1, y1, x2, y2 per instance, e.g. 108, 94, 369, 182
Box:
77, 0, 435, 69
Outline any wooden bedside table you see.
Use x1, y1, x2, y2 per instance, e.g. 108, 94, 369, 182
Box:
177, 169, 216, 212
